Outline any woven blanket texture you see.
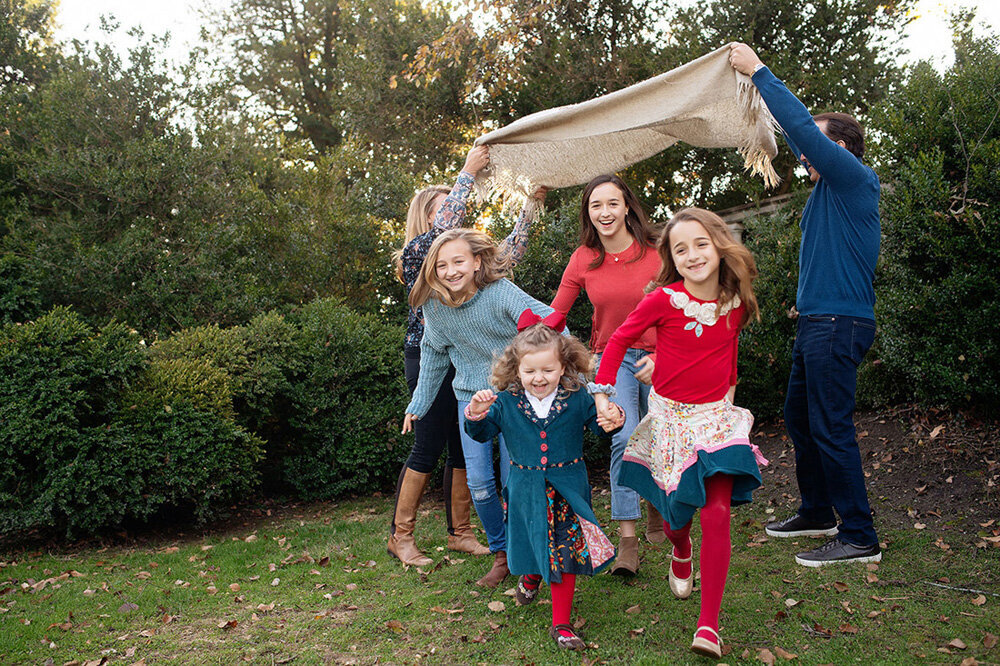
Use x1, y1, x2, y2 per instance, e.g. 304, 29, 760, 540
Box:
474, 45, 779, 205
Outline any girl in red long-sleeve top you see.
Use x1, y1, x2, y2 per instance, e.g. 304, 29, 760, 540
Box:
590, 207, 768, 659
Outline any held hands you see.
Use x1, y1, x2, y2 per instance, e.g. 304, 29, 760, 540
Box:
728, 42, 764, 76
531, 186, 548, 203
468, 389, 498, 419
596, 403, 625, 432
463, 145, 490, 176
633, 355, 654, 386
592, 392, 622, 427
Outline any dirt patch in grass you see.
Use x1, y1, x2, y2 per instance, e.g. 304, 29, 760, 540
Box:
746, 408, 999, 540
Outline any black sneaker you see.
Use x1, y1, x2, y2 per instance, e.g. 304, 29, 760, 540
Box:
795, 538, 882, 567
764, 514, 838, 538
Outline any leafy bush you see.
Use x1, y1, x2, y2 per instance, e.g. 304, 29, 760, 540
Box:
862, 28, 1000, 412
282, 298, 410, 498
0, 307, 262, 537
0, 253, 44, 325
739, 203, 803, 419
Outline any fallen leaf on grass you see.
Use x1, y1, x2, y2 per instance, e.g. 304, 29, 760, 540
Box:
229, 584, 241, 592
971, 595, 986, 606
628, 627, 644, 638
138, 629, 154, 638
758, 647, 776, 664
270, 578, 280, 587
256, 603, 275, 613
773, 646, 797, 659
625, 604, 641, 614
385, 620, 405, 633
161, 614, 176, 624
983, 632, 998, 649
217, 619, 238, 630
244, 535, 257, 543
345, 583, 358, 591
840, 623, 858, 634
866, 573, 879, 583
914, 523, 926, 530
949, 639, 968, 650
487, 601, 505, 612
784, 598, 800, 608
930, 424, 944, 439
959, 659, 980, 666
118, 603, 139, 613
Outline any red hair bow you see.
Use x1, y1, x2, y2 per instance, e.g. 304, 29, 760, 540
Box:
517, 309, 566, 332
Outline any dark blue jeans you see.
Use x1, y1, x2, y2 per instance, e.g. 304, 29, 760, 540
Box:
784, 314, 878, 547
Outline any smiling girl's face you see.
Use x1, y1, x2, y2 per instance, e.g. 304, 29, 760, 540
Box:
435, 238, 481, 298
518, 345, 564, 400
669, 220, 721, 297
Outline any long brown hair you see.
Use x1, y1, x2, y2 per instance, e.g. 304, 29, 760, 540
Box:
393, 185, 451, 281
647, 207, 759, 328
579, 174, 659, 270
489, 324, 594, 393
408, 228, 510, 308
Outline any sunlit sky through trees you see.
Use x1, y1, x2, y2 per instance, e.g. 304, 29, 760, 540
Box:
53, 0, 1000, 73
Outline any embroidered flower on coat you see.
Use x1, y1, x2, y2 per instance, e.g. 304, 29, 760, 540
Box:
664, 287, 740, 337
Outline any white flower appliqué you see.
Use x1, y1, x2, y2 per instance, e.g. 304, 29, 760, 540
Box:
664, 287, 740, 337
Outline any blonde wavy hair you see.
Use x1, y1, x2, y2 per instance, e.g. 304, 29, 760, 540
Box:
393, 185, 451, 282
646, 207, 760, 328
490, 324, 594, 393
408, 228, 510, 308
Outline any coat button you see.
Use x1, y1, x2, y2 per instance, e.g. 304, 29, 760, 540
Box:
540, 431, 547, 439
540, 456, 548, 465
540, 444, 548, 452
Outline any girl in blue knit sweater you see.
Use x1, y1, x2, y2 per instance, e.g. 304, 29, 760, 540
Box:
403, 227, 557, 588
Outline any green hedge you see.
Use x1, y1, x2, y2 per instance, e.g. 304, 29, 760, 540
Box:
0, 308, 262, 538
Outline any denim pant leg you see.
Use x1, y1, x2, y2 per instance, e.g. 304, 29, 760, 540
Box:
788, 315, 878, 546
784, 340, 836, 524
457, 400, 509, 553
599, 349, 650, 521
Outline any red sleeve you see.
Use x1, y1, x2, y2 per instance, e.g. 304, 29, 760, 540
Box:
549, 250, 584, 315
730, 331, 739, 387
594, 290, 664, 385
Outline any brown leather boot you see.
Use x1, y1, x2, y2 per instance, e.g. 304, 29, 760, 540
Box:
444, 466, 490, 556
645, 500, 667, 544
387, 467, 433, 567
476, 551, 509, 588
611, 535, 639, 576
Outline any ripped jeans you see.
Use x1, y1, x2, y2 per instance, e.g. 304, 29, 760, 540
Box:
457, 400, 510, 553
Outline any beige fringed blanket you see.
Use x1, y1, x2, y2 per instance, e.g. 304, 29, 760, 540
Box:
474, 45, 780, 204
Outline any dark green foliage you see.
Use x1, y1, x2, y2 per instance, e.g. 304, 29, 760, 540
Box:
861, 27, 1000, 411
738, 204, 803, 419
0, 253, 44, 324
281, 298, 409, 498
0, 308, 262, 537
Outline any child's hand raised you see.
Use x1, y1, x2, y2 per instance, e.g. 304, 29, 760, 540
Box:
468, 389, 497, 418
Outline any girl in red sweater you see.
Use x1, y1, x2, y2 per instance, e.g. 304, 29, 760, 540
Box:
590, 207, 768, 658
549, 174, 665, 576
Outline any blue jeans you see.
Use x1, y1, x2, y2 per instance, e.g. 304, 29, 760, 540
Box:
457, 400, 510, 553
784, 314, 878, 547
598, 349, 652, 521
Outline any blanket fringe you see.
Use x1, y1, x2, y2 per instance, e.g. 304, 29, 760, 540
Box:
736, 73, 782, 189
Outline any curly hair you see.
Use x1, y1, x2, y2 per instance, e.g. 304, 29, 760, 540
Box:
646, 207, 760, 328
408, 228, 510, 308
490, 324, 594, 393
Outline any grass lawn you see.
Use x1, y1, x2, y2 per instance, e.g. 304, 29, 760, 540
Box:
2, 423, 998, 665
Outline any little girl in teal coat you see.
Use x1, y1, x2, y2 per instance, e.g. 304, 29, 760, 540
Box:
464, 313, 623, 650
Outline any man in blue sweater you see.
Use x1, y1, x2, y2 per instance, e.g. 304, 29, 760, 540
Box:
729, 43, 881, 566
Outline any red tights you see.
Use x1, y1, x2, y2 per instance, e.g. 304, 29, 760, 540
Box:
663, 474, 733, 639
523, 573, 577, 637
